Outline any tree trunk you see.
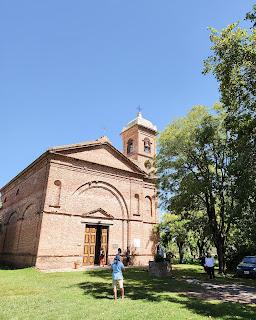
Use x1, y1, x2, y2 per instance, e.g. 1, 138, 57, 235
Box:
197, 240, 205, 257
177, 242, 184, 264
216, 239, 225, 273
206, 198, 226, 273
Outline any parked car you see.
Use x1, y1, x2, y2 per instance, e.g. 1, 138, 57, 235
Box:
236, 256, 256, 277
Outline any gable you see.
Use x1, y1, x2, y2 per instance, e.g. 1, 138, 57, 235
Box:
54, 144, 144, 174
83, 208, 114, 219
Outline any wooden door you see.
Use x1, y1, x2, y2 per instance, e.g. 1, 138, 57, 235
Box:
83, 226, 97, 265
101, 227, 108, 265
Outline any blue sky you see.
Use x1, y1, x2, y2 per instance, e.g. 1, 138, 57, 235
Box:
0, 0, 254, 187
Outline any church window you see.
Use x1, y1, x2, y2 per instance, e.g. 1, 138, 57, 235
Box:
144, 138, 151, 153
16, 189, 19, 196
144, 160, 152, 170
127, 139, 134, 154
145, 196, 153, 217
50, 180, 62, 207
134, 194, 140, 216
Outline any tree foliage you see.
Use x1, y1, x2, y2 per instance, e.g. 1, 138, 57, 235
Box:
160, 214, 189, 263
157, 6, 256, 271
203, 5, 256, 262
160, 211, 212, 264
157, 105, 236, 272
203, 11, 256, 217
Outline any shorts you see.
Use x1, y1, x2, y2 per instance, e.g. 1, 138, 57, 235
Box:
112, 279, 124, 289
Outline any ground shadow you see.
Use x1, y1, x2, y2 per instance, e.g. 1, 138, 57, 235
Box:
76, 268, 256, 320
0, 263, 22, 270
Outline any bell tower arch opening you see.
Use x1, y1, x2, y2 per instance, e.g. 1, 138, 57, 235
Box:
120, 112, 157, 173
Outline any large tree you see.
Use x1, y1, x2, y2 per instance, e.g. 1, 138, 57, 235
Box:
160, 211, 212, 262
157, 105, 236, 272
203, 7, 256, 219
160, 213, 189, 264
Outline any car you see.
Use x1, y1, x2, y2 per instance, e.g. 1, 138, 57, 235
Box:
236, 256, 256, 277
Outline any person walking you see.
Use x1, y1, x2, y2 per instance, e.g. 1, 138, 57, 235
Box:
204, 253, 215, 279
111, 255, 125, 301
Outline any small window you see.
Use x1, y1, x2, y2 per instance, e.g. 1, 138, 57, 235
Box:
16, 189, 19, 196
49, 180, 62, 207
134, 194, 140, 215
4, 197, 7, 203
145, 196, 153, 217
144, 138, 151, 153
127, 139, 134, 154
54, 180, 61, 187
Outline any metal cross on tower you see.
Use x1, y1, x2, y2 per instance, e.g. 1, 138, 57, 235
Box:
137, 105, 142, 116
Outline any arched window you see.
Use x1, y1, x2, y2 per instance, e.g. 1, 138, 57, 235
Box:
145, 196, 153, 217
144, 138, 151, 153
134, 194, 140, 215
50, 180, 62, 207
127, 139, 134, 154
3, 212, 19, 254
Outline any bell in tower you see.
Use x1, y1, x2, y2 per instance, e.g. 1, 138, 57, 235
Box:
120, 112, 157, 173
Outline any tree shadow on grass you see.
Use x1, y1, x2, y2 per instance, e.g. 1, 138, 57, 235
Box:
77, 269, 256, 320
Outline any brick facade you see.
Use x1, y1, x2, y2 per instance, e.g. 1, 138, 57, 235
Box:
0, 114, 158, 270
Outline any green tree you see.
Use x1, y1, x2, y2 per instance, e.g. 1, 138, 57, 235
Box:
186, 211, 212, 258
157, 105, 236, 272
160, 211, 212, 263
160, 213, 189, 264
246, 4, 256, 27
203, 6, 256, 263
203, 7, 256, 219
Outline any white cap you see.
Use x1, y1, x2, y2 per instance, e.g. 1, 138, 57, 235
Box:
122, 112, 157, 133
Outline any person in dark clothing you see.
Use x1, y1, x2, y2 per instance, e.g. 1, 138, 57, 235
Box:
199, 256, 207, 272
125, 247, 131, 266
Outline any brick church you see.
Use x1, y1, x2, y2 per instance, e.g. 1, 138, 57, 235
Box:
0, 112, 158, 269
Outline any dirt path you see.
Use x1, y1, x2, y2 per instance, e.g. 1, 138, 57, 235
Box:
183, 279, 256, 304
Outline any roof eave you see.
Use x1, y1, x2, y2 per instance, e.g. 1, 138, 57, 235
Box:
0, 151, 49, 192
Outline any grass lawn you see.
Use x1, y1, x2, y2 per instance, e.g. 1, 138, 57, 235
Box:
0, 264, 255, 320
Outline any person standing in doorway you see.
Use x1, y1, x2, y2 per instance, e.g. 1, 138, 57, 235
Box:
99, 247, 105, 267
204, 253, 215, 279
111, 255, 125, 301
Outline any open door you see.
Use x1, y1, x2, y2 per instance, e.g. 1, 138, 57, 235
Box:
101, 226, 108, 265
83, 225, 109, 266
83, 226, 97, 266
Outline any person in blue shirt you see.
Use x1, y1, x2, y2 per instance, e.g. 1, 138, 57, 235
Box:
111, 255, 125, 301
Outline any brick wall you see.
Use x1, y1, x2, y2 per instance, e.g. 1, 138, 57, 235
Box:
0, 142, 158, 270
0, 158, 49, 267
36, 152, 158, 269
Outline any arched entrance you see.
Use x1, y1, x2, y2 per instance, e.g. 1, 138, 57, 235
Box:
72, 180, 129, 266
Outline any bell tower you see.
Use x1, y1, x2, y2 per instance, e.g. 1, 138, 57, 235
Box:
121, 112, 157, 173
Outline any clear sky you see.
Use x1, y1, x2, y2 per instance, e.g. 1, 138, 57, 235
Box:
0, 0, 254, 187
